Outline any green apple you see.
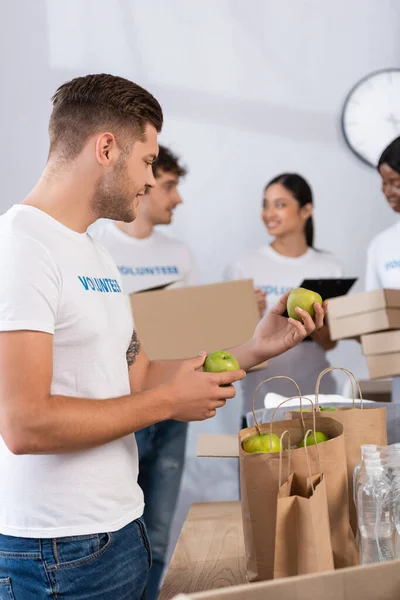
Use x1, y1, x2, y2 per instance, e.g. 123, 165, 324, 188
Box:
298, 431, 330, 447
203, 351, 240, 373
242, 433, 281, 453
320, 406, 336, 412
287, 287, 323, 322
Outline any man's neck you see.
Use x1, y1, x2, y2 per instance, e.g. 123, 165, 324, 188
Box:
23, 159, 97, 234
117, 217, 154, 240
271, 233, 309, 258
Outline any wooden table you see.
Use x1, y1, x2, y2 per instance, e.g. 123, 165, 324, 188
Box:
158, 501, 246, 600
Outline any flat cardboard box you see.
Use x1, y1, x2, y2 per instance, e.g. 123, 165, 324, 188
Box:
366, 353, 400, 380
361, 330, 400, 379
197, 433, 239, 457
357, 379, 392, 403
362, 329, 400, 356
130, 280, 266, 368
172, 558, 400, 599
328, 289, 400, 340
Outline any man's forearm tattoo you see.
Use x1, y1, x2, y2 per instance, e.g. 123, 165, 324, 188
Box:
126, 330, 141, 367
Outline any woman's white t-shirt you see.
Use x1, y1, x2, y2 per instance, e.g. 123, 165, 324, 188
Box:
366, 220, 400, 290
0, 205, 143, 538
227, 245, 343, 413
365, 220, 400, 403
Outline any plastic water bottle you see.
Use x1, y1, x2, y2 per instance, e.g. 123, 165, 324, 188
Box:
389, 459, 400, 558
353, 446, 380, 506
357, 462, 394, 564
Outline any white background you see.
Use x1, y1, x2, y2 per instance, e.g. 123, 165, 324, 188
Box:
1, 0, 399, 566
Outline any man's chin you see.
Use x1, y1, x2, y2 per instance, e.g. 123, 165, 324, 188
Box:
155, 216, 172, 225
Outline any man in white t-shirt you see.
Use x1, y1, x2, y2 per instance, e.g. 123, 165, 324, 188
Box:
0, 74, 325, 600
91, 145, 196, 599
365, 136, 400, 403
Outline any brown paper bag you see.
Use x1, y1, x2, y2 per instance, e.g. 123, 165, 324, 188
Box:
274, 430, 334, 579
286, 367, 387, 536
240, 378, 358, 582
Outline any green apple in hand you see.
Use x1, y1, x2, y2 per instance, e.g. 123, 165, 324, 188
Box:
203, 351, 240, 373
287, 287, 323, 321
242, 433, 281, 453
298, 431, 330, 447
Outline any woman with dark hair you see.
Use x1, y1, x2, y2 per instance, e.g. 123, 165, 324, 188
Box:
366, 137, 400, 403
227, 173, 342, 415
366, 136, 400, 290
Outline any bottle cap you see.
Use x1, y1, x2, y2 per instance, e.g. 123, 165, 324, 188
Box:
361, 444, 377, 453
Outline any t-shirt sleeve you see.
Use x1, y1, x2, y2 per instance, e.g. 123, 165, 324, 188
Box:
365, 240, 381, 291
0, 234, 61, 334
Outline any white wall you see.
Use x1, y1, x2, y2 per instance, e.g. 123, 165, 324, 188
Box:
2, 0, 398, 403
1, 0, 399, 566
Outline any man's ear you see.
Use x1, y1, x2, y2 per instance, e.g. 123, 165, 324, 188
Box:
95, 132, 118, 166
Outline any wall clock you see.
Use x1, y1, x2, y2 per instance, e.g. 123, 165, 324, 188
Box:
341, 69, 400, 167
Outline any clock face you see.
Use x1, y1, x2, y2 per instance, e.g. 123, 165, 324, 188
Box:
341, 69, 400, 167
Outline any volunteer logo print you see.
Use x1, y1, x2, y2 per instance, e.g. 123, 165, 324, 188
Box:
118, 265, 179, 276
78, 276, 122, 293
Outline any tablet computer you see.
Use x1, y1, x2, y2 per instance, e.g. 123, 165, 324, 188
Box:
299, 277, 357, 300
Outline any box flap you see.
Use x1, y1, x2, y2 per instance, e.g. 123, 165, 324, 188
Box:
130, 280, 262, 361
197, 434, 239, 457
328, 289, 400, 320
174, 557, 400, 599
362, 330, 400, 356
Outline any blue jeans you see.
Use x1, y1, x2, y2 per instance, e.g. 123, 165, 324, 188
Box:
0, 518, 151, 599
136, 420, 188, 600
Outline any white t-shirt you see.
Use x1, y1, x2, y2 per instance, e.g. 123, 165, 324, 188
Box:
227, 245, 343, 411
365, 220, 400, 403
0, 205, 143, 538
90, 220, 197, 294
366, 220, 400, 291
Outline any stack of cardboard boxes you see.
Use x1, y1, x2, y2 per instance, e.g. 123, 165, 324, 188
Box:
328, 289, 400, 380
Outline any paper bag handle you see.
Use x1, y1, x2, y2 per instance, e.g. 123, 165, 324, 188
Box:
251, 376, 301, 435
303, 429, 323, 493
278, 430, 291, 488
269, 396, 316, 440
315, 366, 363, 410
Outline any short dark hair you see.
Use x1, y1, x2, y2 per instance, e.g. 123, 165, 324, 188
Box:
153, 145, 187, 179
378, 136, 400, 175
49, 73, 163, 159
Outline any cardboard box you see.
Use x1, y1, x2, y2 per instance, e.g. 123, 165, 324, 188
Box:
358, 379, 392, 403
365, 354, 400, 379
328, 289, 400, 341
362, 329, 400, 355
362, 330, 400, 379
172, 558, 400, 599
197, 433, 239, 458
130, 280, 265, 366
